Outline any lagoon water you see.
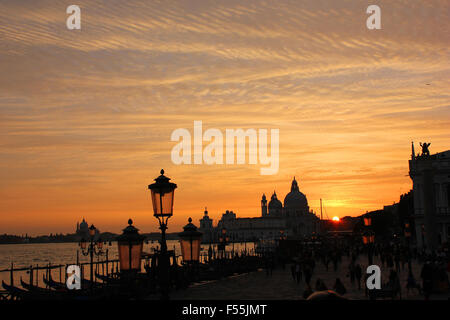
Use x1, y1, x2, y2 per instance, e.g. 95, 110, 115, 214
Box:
0, 241, 255, 289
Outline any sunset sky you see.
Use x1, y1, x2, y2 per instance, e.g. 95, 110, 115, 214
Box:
0, 0, 449, 236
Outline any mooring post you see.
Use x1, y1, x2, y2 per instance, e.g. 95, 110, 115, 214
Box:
80, 264, 84, 289
10, 262, 14, 286
29, 265, 33, 286
35, 264, 39, 286
105, 249, 109, 276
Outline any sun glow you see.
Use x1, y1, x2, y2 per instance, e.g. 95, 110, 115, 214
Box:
332, 216, 340, 222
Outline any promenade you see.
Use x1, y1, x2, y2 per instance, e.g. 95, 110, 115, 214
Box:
169, 255, 449, 300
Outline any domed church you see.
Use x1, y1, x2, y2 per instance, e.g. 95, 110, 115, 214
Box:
263, 177, 318, 236
200, 177, 319, 243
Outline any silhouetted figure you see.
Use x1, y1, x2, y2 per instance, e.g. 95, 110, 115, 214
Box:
333, 278, 347, 296
355, 263, 362, 290
315, 278, 327, 291
295, 263, 302, 284
421, 261, 433, 300
348, 262, 355, 285
290, 263, 296, 280
303, 284, 313, 299
420, 142, 431, 156
406, 271, 421, 295
304, 266, 312, 286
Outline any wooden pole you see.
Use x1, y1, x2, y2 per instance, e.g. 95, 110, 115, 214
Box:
29, 265, 33, 287
10, 262, 14, 286
105, 249, 109, 276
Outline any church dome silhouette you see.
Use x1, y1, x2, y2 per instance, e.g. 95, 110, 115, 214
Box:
283, 177, 308, 211
268, 191, 282, 210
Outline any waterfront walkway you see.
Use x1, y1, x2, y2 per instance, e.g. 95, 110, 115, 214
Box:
169, 255, 450, 300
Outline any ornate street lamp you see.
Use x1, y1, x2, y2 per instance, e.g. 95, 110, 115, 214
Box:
178, 218, 203, 264
148, 169, 177, 300
79, 224, 103, 291
218, 227, 228, 259
117, 219, 145, 273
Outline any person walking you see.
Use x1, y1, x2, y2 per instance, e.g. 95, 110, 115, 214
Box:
349, 262, 355, 286
355, 263, 362, 290
420, 261, 433, 300
333, 278, 347, 296
304, 266, 312, 286
295, 262, 302, 284
291, 263, 296, 281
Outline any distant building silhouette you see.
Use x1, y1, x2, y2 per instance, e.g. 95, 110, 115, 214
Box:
199, 177, 319, 243
75, 218, 99, 240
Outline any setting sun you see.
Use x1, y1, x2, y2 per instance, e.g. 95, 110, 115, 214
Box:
332, 216, 340, 222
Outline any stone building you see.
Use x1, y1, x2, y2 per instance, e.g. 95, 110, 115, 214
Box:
409, 142, 450, 251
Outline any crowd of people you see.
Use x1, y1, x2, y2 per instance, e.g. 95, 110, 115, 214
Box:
266, 239, 450, 300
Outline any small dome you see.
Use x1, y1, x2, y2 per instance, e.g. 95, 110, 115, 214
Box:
268, 191, 282, 209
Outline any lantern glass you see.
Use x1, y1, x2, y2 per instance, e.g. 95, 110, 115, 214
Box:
116, 219, 145, 272
80, 240, 87, 250
150, 188, 175, 217
178, 217, 203, 264
363, 217, 371, 227
180, 238, 201, 263
89, 225, 96, 237
369, 235, 375, 243
97, 240, 103, 249
118, 242, 143, 271
362, 235, 368, 244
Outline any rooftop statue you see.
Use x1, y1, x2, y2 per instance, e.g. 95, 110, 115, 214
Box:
420, 142, 431, 156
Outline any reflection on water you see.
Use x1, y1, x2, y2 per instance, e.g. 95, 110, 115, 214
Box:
0, 241, 254, 288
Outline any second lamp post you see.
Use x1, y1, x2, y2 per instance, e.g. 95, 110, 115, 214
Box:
148, 169, 177, 300
79, 224, 103, 291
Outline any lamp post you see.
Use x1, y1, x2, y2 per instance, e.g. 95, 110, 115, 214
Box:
362, 217, 374, 265
148, 169, 177, 300
79, 224, 103, 291
218, 227, 228, 260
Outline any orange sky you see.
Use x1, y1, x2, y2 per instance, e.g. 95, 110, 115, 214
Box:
0, 0, 449, 236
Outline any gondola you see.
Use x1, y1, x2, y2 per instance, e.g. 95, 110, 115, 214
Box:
21, 278, 58, 294
2, 280, 63, 300
43, 274, 67, 291
95, 272, 121, 284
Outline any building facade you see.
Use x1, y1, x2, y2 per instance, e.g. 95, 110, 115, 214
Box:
409, 143, 450, 251
199, 177, 320, 243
